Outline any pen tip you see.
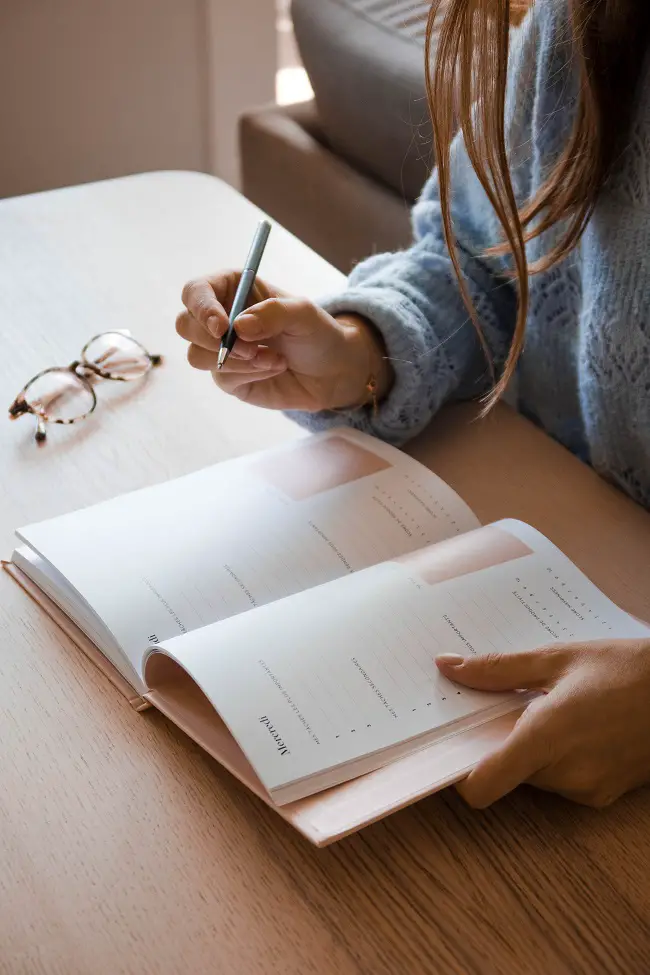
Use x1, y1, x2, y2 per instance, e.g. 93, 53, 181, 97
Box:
217, 347, 228, 370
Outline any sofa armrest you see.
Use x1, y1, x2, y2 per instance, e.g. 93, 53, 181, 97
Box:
240, 102, 413, 274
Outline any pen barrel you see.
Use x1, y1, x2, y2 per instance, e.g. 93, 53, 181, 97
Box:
244, 219, 272, 271
229, 268, 257, 326
223, 219, 272, 353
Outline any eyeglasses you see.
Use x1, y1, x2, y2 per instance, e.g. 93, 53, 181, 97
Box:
9, 330, 162, 444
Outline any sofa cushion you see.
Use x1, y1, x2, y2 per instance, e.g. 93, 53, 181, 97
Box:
292, 0, 433, 203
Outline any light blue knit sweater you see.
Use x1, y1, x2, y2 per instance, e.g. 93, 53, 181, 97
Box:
290, 1, 650, 511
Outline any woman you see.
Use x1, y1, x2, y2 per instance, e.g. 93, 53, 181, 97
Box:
176, 0, 650, 810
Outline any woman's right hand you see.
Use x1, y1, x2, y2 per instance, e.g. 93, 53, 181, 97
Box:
175, 270, 393, 412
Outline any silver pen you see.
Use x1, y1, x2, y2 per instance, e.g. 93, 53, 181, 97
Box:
217, 219, 272, 369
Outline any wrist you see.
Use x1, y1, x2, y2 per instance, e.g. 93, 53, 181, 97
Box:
330, 314, 394, 411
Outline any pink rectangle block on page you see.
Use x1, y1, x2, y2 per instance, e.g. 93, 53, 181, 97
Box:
396, 525, 533, 586
250, 435, 392, 501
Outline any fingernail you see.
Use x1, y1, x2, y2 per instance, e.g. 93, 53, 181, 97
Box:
207, 315, 221, 336
254, 355, 280, 370
436, 654, 465, 667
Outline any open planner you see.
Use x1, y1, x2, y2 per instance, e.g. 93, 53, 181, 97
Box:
5, 428, 648, 844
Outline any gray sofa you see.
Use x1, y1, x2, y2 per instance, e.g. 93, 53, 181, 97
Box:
240, 0, 432, 273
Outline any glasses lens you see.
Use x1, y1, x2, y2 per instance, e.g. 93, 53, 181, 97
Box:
23, 369, 94, 422
82, 332, 151, 379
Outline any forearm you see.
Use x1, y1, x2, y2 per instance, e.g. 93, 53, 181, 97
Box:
288, 226, 516, 445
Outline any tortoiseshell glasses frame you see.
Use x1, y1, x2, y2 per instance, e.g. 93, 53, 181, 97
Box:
9, 330, 162, 444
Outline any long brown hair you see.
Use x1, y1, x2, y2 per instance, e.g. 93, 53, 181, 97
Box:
426, 0, 650, 406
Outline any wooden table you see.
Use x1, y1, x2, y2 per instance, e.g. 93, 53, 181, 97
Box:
2, 172, 650, 975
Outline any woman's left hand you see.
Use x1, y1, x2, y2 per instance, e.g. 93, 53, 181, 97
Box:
436, 639, 650, 808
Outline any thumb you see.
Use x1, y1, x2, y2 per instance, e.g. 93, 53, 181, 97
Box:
235, 297, 320, 343
435, 647, 569, 692
456, 696, 554, 807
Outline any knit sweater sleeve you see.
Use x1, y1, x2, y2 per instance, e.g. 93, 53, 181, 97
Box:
286, 7, 541, 445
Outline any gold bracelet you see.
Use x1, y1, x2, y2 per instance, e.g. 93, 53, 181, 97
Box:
365, 376, 379, 417
332, 375, 379, 416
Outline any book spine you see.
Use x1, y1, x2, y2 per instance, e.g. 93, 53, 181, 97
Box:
2, 560, 150, 711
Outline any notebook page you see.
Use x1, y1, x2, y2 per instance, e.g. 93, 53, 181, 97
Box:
152, 519, 649, 804
17, 429, 478, 678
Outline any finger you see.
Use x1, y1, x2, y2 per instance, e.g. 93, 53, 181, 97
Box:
220, 347, 285, 372
457, 697, 554, 807
213, 363, 288, 396
188, 344, 283, 372
177, 314, 259, 361
436, 647, 571, 692
176, 311, 221, 351
234, 297, 317, 343
187, 344, 218, 371
181, 278, 230, 337
228, 339, 260, 362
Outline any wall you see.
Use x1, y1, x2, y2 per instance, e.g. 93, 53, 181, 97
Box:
0, 0, 276, 198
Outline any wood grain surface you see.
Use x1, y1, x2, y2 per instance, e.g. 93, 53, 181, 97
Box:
1, 172, 650, 975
